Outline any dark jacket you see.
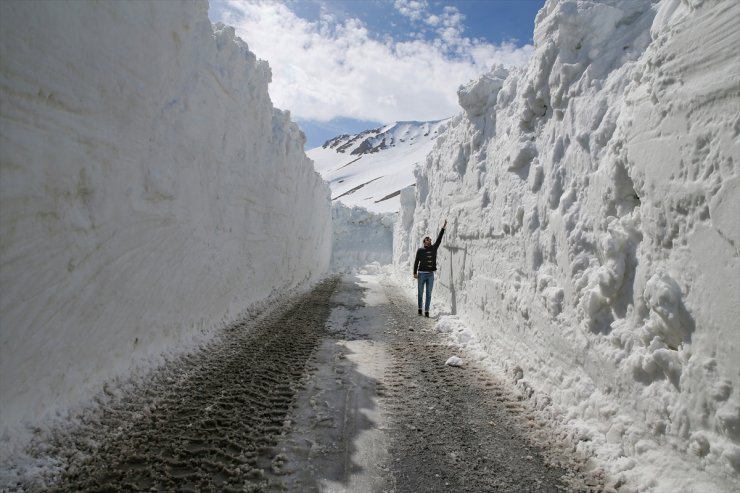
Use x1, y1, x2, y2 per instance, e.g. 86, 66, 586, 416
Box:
413, 227, 445, 274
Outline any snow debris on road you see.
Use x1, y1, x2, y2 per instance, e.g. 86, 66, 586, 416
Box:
445, 356, 464, 367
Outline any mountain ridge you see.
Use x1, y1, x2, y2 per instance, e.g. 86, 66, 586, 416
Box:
308, 119, 450, 213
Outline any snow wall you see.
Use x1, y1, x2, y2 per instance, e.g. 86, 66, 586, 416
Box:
0, 0, 331, 451
331, 202, 394, 272
395, 0, 739, 490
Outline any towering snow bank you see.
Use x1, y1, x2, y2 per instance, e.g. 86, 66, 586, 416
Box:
0, 0, 330, 451
396, 0, 740, 490
331, 203, 394, 272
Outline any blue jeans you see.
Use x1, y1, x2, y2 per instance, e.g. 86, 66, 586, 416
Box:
417, 272, 434, 312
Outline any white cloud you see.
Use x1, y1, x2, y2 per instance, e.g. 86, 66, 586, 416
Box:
218, 0, 533, 123
425, 14, 440, 27
394, 0, 429, 22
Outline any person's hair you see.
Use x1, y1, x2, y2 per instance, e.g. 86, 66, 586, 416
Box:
423, 236, 431, 242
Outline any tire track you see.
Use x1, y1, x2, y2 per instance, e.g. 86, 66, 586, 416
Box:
39, 276, 340, 492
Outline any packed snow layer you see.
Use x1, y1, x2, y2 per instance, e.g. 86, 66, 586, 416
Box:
395, 0, 740, 490
330, 203, 394, 272
0, 0, 331, 454
308, 120, 449, 213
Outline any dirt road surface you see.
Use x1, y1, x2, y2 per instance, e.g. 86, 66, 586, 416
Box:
8, 274, 605, 492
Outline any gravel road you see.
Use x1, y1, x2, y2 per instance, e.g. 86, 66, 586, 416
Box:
8, 274, 604, 492
381, 281, 604, 492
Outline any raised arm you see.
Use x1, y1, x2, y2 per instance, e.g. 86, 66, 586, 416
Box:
433, 219, 447, 248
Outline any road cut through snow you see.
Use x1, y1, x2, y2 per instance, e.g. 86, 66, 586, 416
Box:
266, 274, 606, 492
1, 274, 605, 491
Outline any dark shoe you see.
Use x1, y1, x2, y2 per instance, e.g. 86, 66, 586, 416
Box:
425, 312, 429, 318
418, 309, 422, 316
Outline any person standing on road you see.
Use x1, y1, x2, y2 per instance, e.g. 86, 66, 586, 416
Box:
413, 219, 447, 317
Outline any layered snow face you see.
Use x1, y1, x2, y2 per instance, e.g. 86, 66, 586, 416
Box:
308, 120, 449, 213
330, 203, 394, 272
0, 0, 330, 451
396, 0, 740, 489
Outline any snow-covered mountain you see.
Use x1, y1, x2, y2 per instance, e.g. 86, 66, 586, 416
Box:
308, 120, 449, 213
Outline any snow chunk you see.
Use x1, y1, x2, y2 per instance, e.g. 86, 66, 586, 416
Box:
643, 272, 693, 349
445, 356, 464, 367
508, 139, 538, 171
457, 66, 508, 118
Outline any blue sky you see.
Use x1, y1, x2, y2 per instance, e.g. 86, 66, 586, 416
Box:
282, 0, 543, 46
208, 0, 544, 148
